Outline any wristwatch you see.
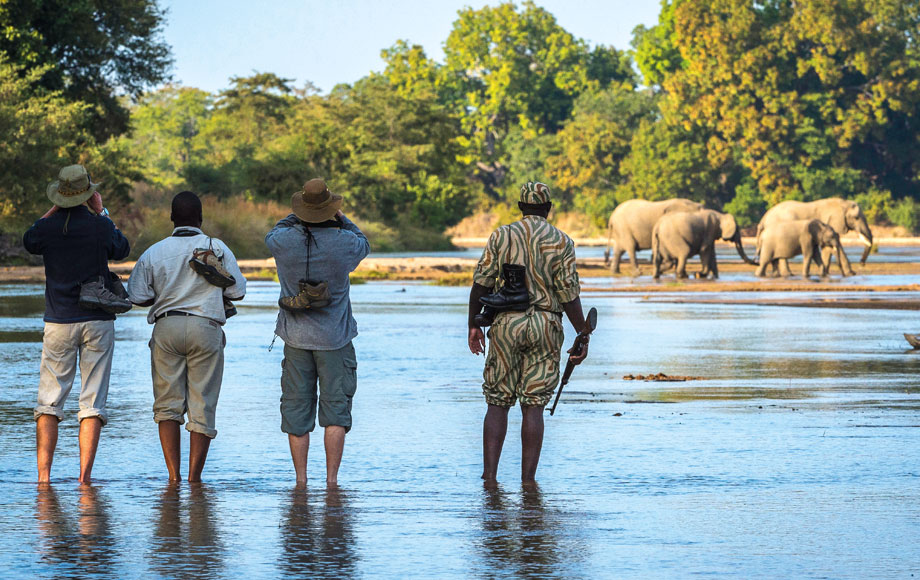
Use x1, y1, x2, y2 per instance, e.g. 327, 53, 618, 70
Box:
101, 207, 109, 217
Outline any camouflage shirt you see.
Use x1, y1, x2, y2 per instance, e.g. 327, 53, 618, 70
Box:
473, 215, 580, 313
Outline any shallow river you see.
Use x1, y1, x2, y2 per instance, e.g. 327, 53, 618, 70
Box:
0, 281, 918, 578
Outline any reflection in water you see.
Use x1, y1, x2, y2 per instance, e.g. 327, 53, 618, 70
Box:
36, 485, 116, 576
477, 483, 582, 578
280, 487, 356, 579
149, 483, 224, 580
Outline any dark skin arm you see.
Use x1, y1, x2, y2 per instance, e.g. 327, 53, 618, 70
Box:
468, 282, 492, 355
562, 296, 589, 364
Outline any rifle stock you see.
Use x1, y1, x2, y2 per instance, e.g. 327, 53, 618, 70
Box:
548, 307, 597, 416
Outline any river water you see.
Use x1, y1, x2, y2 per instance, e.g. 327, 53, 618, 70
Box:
0, 281, 918, 578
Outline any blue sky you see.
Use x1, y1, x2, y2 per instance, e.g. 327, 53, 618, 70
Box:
161, 0, 661, 93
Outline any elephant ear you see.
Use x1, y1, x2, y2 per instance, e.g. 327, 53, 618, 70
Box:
719, 212, 738, 240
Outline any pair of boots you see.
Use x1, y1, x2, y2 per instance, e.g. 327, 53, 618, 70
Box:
473, 264, 529, 327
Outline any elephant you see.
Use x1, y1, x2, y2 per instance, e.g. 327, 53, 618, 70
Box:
604, 198, 704, 274
756, 197, 873, 276
755, 219, 846, 278
651, 209, 756, 279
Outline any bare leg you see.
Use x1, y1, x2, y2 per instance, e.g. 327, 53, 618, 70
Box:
36, 415, 59, 483
158, 420, 182, 481
78, 417, 102, 484
289, 433, 309, 486
520, 406, 545, 483
324, 426, 346, 486
482, 404, 510, 482
188, 432, 212, 483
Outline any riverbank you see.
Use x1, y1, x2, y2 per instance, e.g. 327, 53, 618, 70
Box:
3, 254, 919, 291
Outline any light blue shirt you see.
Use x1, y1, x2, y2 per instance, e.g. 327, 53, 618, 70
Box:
265, 214, 369, 350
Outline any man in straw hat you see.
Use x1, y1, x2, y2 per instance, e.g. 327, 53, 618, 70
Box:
127, 191, 246, 482
23, 164, 131, 483
265, 178, 369, 486
467, 181, 588, 484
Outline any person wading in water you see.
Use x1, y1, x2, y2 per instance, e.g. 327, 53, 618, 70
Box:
467, 181, 588, 484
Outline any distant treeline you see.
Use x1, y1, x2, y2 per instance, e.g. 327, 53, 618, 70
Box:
2, 0, 920, 252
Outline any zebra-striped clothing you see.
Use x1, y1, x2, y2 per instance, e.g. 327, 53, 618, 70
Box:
475, 215, 580, 407
483, 310, 564, 407
473, 215, 580, 312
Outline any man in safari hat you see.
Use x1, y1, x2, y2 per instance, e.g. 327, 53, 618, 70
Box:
467, 181, 588, 484
265, 178, 369, 487
23, 164, 131, 483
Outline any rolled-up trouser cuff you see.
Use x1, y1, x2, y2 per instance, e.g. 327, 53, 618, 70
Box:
33, 406, 64, 422
77, 408, 108, 426
154, 411, 186, 426
186, 421, 217, 439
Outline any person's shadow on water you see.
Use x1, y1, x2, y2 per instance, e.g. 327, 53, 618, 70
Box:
36, 484, 116, 576
280, 486, 357, 579
148, 482, 224, 580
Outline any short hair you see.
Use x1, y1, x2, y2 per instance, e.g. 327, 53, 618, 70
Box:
171, 191, 202, 224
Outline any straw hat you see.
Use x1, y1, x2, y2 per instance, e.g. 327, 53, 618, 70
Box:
291, 178, 343, 223
47, 165, 98, 208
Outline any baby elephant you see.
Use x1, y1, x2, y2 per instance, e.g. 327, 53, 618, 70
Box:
652, 209, 753, 279
755, 219, 846, 278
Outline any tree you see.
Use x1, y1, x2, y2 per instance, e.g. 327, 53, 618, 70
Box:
633, 0, 920, 209
0, 56, 137, 228
441, 1, 633, 198
0, 0, 172, 140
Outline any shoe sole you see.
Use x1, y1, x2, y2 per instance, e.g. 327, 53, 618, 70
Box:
79, 296, 132, 314
190, 259, 236, 288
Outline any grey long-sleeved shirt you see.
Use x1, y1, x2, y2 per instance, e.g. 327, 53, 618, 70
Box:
265, 214, 369, 350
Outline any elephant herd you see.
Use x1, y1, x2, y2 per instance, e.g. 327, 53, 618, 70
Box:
603, 198, 874, 279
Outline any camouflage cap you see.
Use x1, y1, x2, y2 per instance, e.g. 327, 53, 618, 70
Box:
520, 181, 552, 205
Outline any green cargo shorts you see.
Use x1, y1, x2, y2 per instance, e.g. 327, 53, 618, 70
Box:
280, 341, 357, 435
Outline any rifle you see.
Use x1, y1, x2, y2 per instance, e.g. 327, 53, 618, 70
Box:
548, 307, 597, 416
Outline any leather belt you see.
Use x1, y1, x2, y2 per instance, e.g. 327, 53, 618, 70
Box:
154, 310, 197, 322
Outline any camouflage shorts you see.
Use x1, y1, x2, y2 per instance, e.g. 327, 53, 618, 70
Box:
482, 310, 565, 408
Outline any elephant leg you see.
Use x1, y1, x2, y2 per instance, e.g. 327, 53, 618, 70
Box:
802, 251, 812, 279
652, 247, 662, 279
676, 255, 689, 279
610, 242, 624, 274
779, 258, 792, 278
755, 247, 771, 277
709, 250, 719, 279
627, 244, 640, 276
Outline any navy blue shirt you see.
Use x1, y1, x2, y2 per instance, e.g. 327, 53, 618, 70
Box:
23, 206, 131, 323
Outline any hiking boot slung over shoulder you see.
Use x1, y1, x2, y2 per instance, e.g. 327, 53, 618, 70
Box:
278, 279, 332, 312
79, 276, 132, 314
189, 248, 237, 288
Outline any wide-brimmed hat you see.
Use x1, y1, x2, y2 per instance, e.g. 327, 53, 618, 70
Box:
291, 178, 343, 223
47, 165, 99, 208
520, 181, 552, 205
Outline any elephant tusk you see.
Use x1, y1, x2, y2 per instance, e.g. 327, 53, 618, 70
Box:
858, 232, 872, 247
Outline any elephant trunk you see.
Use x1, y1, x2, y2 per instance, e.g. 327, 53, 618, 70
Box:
858, 231, 873, 265
734, 235, 758, 266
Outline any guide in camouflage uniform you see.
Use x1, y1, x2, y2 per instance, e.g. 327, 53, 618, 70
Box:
468, 181, 589, 484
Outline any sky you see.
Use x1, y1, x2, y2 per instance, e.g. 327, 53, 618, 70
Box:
160, 0, 662, 94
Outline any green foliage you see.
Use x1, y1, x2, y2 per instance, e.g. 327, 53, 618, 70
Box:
0, 0, 172, 140
0, 53, 99, 230
629, 0, 920, 210
888, 198, 920, 233
723, 180, 767, 228
441, 1, 634, 197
